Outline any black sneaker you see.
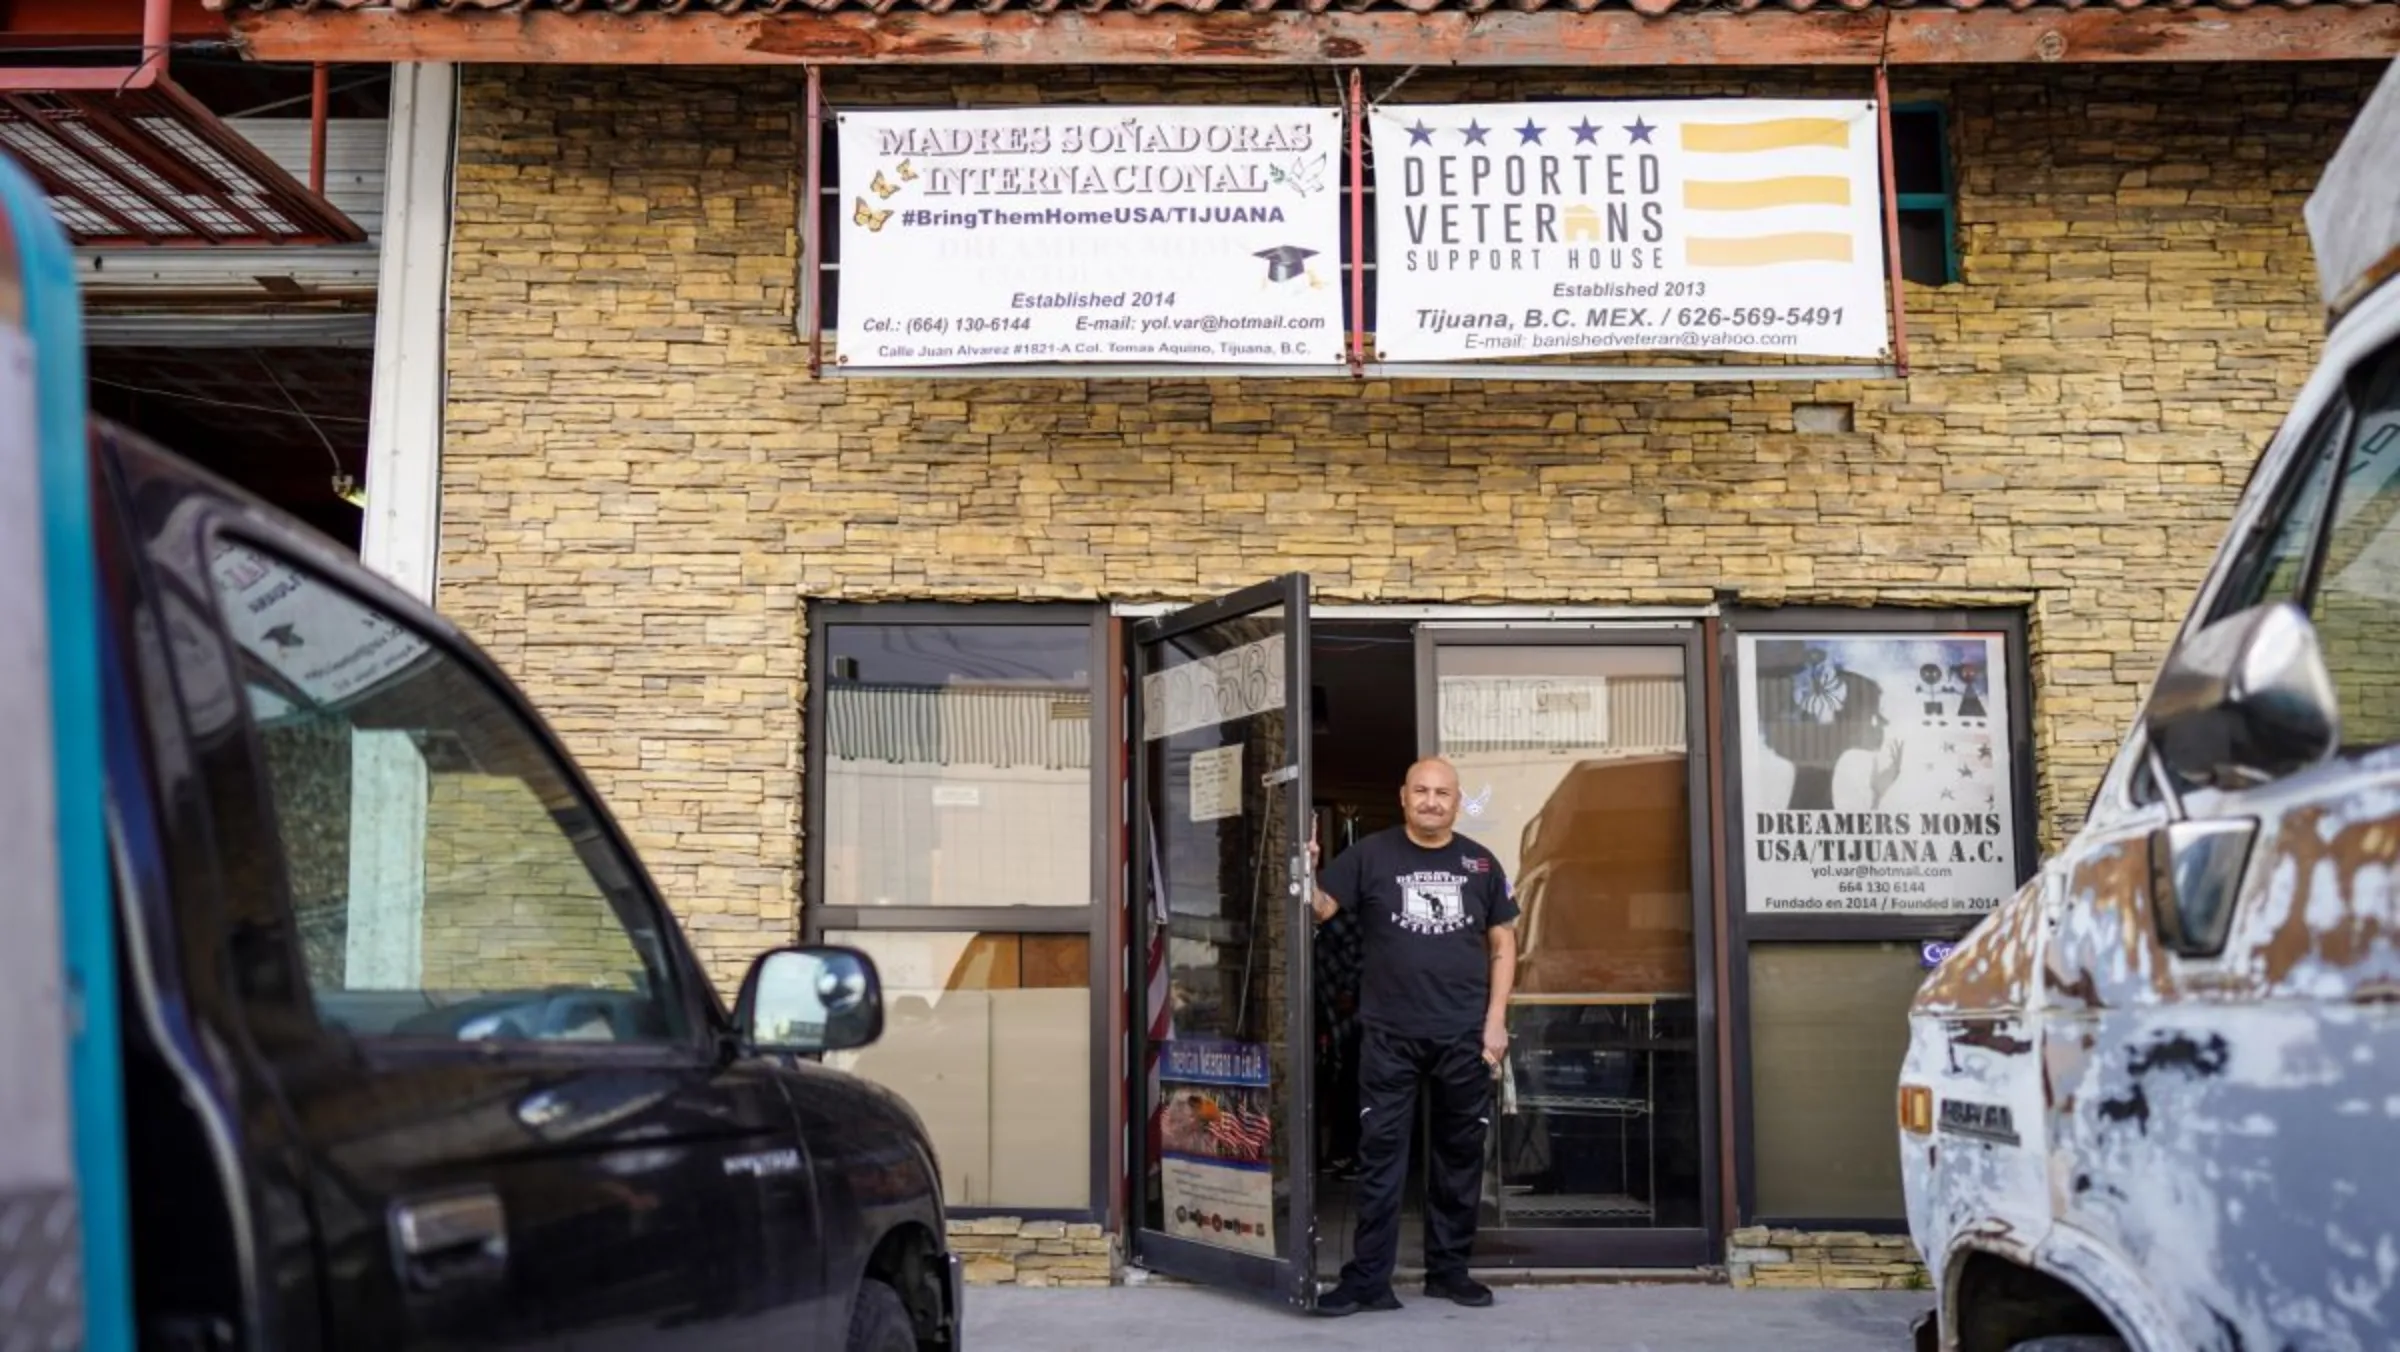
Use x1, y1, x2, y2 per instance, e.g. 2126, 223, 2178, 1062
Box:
1314, 1284, 1404, 1317
1424, 1274, 1494, 1308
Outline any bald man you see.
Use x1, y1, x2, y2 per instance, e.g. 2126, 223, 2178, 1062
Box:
1306, 758, 1518, 1316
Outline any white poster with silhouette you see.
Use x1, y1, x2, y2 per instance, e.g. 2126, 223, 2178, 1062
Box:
1736, 632, 2017, 917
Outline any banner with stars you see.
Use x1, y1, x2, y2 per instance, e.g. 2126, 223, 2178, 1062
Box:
835, 106, 1345, 369
1735, 632, 2021, 917
1367, 101, 1892, 362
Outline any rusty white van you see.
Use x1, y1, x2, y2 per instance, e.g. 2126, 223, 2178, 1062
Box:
1898, 59, 2400, 1352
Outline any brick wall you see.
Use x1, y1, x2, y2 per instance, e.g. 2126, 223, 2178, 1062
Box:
437, 60, 2380, 1281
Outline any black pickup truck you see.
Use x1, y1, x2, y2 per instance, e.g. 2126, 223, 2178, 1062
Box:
91, 418, 962, 1350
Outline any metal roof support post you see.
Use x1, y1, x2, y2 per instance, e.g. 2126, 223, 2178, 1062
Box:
1874, 63, 1911, 379
310, 62, 329, 194
1347, 68, 1366, 378
804, 65, 825, 379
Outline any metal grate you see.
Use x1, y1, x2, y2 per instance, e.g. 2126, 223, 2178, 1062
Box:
0, 79, 362, 247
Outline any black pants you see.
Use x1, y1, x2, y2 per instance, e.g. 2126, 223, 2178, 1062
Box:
1338, 1025, 1491, 1294
1323, 1023, 1361, 1160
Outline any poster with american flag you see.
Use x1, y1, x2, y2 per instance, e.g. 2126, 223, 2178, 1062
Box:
1156, 1039, 1277, 1257
1368, 99, 1891, 361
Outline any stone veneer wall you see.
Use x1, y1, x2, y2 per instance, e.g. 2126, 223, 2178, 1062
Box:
950, 1218, 1120, 1288
437, 60, 2382, 1284
1729, 1227, 1929, 1291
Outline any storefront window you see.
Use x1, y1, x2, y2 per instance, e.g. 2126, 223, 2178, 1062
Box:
822, 623, 1093, 909
808, 607, 1107, 1217
826, 930, 1093, 1211
1747, 942, 1924, 1220
1431, 643, 1708, 1232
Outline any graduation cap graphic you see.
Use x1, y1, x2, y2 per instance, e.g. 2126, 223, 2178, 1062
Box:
1255, 244, 1317, 285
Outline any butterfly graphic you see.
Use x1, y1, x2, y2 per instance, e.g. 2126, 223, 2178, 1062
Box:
853, 197, 893, 232
1463, 784, 1493, 819
896, 159, 919, 182
870, 170, 901, 200
1268, 154, 1327, 198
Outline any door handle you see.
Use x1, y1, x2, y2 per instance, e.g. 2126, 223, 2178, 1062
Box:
2147, 818, 2258, 959
390, 1187, 509, 1293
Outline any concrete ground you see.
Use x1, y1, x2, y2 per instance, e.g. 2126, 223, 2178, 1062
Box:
966, 1281, 1927, 1350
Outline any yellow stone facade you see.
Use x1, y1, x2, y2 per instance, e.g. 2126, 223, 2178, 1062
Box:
434, 60, 2383, 1282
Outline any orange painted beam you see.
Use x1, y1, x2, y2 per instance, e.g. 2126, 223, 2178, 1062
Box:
0, 0, 224, 44
226, 3, 2400, 66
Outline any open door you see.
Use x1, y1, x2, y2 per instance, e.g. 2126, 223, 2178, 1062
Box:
1412, 626, 1719, 1267
1130, 574, 1317, 1306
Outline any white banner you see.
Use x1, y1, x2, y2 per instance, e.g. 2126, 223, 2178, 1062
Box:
1737, 632, 2017, 917
1369, 100, 1891, 361
836, 107, 1345, 368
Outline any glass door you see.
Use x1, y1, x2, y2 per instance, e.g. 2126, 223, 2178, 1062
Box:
1414, 627, 1717, 1267
1130, 576, 1318, 1306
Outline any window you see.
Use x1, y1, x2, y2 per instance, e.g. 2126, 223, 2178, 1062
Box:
2210, 408, 2350, 625
2307, 344, 2400, 749
1747, 943, 1923, 1220
215, 538, 689, 1045
1891, 104, 1958, 288
2132, 405, 2352, 805
825, 931, 1091, 1209
1729, 609, 2031, 1229
807, 607, 1108, 1215
822, 623, 1094, 908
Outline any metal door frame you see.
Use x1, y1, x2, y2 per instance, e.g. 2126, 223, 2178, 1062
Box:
1411, 624, 1720, 1269
1127, 573, 1318, 1306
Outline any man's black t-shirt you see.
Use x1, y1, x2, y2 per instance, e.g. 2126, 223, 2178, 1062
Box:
1319, 827, 1518, 1040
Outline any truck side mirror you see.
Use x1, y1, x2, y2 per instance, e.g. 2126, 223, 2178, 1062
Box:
735, 945, 885, 1055
2142, 600, 2339, 796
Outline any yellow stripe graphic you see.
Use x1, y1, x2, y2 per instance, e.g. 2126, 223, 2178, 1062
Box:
1683, 176, 1853, 211
1686, 233, 1855, 267
1681, 119, 1851, 153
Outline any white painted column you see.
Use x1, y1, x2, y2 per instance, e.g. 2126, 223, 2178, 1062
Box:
350, 62, 458, 990
361, 60, 457, 604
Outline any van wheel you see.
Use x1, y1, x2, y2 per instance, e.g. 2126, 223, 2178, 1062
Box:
2007, 1339, 2128, 1351
847, 1278, 916, 1352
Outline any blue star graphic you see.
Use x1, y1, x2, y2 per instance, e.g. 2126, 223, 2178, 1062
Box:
1516, 118, 1545, 145
1406, 120, 1434, 147
1625, 117, 1656, 144
1460, 120, 1489, 146
1571, 117, 1602, 145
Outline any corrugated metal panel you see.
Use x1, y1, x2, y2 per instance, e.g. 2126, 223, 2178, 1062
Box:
76, 116, 385, 294
827, 683, 1093, 771
1611, 674, 1686, 751
81, 309, 375, 347
1442, 674, 1684, 754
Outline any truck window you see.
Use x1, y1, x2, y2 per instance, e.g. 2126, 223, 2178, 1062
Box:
2215, 408, 2349, 623
2305, 341, 2400, 751
2133, 405, 2349, 804
208, 537, 692, 1046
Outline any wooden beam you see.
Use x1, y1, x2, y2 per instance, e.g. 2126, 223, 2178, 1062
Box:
228, 4, 2400, 67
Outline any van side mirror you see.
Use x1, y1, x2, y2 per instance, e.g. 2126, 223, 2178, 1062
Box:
735, 945, 884, 1055
2142, 601, 2339, 794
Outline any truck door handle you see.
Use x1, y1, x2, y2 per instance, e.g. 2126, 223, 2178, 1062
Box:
2147, 818, 2257, 959
390, 1188, 509, 1293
